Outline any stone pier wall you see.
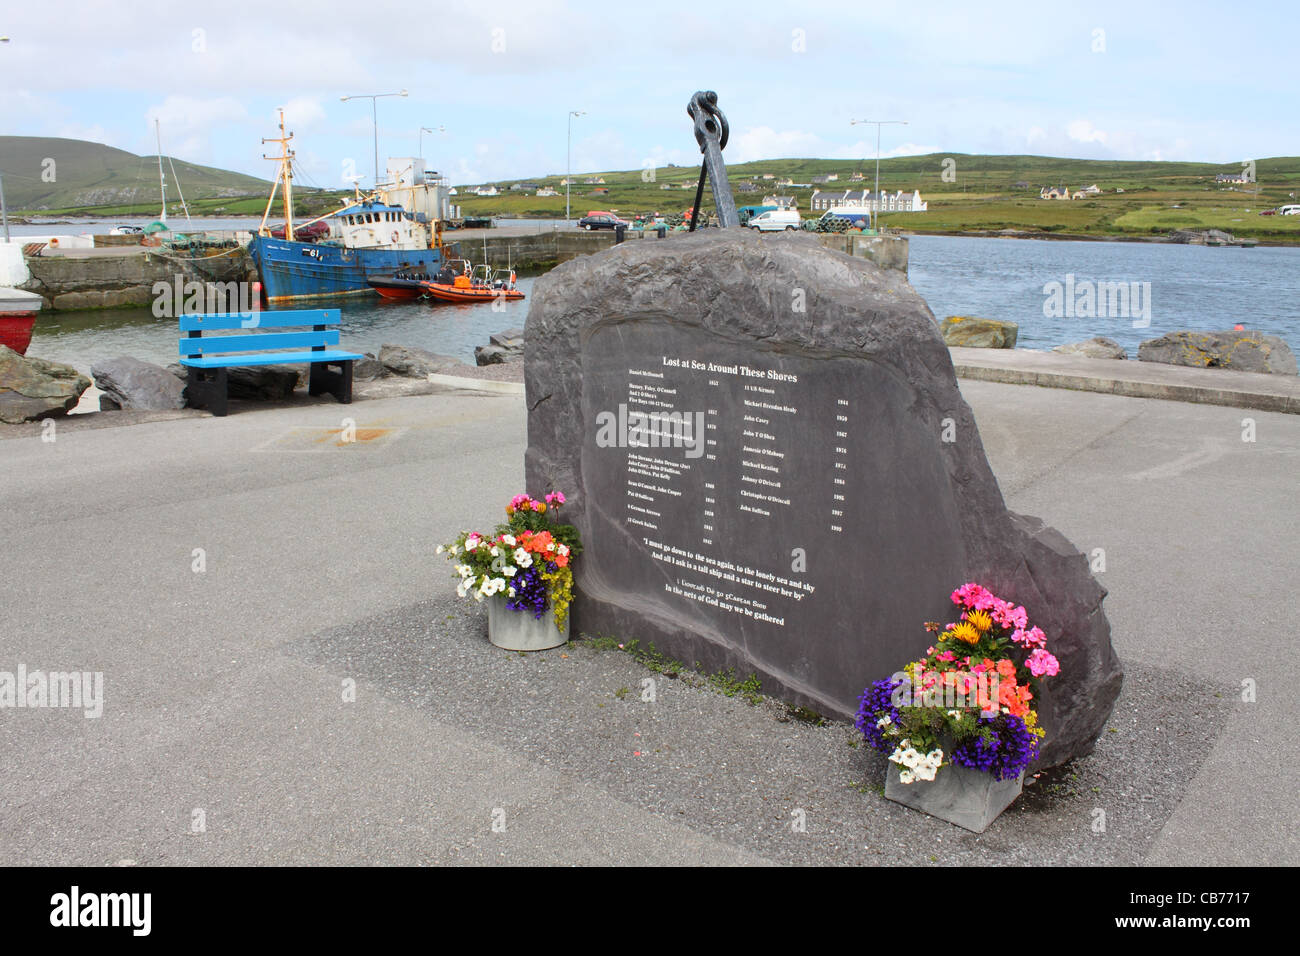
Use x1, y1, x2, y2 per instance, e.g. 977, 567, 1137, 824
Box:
20, 249, 254, 311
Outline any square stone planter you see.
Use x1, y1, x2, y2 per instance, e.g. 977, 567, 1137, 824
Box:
487, 596, 570, 651
885, 761, 1024, 833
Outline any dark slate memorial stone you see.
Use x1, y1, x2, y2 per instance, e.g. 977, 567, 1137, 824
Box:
525, 230, 1122, 767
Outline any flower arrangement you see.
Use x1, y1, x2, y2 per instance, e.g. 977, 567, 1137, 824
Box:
438, 492, 583, 631
856, 582, 1060, 784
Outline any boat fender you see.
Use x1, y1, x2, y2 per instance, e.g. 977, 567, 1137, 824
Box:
392, 231, 399, 243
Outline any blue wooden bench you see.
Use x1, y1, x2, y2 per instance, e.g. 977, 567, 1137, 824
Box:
178, 309, 363, 417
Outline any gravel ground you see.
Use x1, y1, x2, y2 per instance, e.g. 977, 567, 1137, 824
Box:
292, 593, 1230, 866
436, 362, 525, 383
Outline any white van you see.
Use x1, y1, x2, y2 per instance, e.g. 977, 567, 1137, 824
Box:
749, 209, 801, 232
1280, 204, 1300, 216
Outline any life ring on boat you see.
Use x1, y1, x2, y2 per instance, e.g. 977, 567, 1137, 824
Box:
391, 231, 399, 243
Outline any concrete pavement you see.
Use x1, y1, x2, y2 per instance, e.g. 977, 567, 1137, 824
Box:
0, 379, 1295, 865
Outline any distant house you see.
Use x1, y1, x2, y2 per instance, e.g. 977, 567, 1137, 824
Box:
535, 187, 558, 197
775, 177, 794, 187
510, 182, 540, 192
1082, 184, 1102, 195
761, 173, 776, 180
1040, 186, 1071, 200
584, 176, 606, 185
1215, 172, 1248, 184
810, 173, 839, 185
660, 183, 672, 190
850, 171, 866, 181
1071, 190, 1088, 200
736, 181, 758, 193
447, 187, 458, 196
470, 185, 499, 196
809, 189, 927, 213
763, 195, 797, 208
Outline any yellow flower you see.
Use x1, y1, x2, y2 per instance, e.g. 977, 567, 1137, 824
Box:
949, 622, 980, 645
966, 610, 992, 633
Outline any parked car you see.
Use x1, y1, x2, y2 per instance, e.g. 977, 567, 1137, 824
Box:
1260, 209, 1277, 216
748, 208, 802, 232
1280, 205, 1300, 216
577, 213, 627, 230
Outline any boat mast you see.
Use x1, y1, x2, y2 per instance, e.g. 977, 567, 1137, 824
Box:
155, 119, 167, 224
260, 109, 295, 241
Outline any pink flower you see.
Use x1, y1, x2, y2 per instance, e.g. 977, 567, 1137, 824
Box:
546, 491, 567, 505
1027, 649, 1060, 677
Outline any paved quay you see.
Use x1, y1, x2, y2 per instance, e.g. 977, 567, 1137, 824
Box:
0, 376, 1295, 866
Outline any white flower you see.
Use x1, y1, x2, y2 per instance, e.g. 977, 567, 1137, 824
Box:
876, 715, 892, 729
465, 537, 479, 550
436, 545, 445, 554
927, 749, 944, 765
514, 548, 533, 568
503, 566, 517, 577
898, 769, 916, 784
946, 710, 960, 720
547, 543, 556, 551
914, 764, 936, 782
492, 577, 506, 592
901, 748, 922, 770
557, 544, 569, 556
490, 546, 501, 557
508, 587, 516, 597
502, 534, 516, 547
456, 581, 470, 597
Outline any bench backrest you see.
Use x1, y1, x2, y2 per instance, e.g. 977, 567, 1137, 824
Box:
179, 309, 342, 357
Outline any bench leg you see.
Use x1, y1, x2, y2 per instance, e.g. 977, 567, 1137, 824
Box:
187, 367, 229, 417
308, 360, 354, 404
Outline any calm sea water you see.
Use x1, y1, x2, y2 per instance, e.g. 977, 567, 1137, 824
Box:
22, 234, 1300, 375
908, 235, 1300, 355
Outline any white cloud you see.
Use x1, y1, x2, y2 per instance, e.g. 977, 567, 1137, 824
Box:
1066, 119, 1108, 144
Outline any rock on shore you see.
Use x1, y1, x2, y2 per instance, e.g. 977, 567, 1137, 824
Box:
941, 316, 1018, 349
379, 344, 469, 377
1138, 330, 1297, 375
1052, 337, 1127, 360
0, 345, 92, 423
475, 328, 525, 366
92, 356, 186, 411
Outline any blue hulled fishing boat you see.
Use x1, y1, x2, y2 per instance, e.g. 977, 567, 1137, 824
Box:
248, 110, 449, 303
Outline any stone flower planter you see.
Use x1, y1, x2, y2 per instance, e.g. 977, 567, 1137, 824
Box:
885, 761, 1024, 833
487, 596, 570, 651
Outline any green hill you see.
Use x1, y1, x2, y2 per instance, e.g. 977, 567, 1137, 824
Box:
0, 136, 278, 214
458, 153, 1300, 242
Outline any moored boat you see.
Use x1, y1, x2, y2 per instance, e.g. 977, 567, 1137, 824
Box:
367, 271, 432, 300
0, 288, 43, 355
422, 260, 524, 304
246, 110, 452, 303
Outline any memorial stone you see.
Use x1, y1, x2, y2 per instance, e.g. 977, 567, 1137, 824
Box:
525, 230, 1122, 767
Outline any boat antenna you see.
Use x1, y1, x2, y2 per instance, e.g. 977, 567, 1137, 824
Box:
260, 109, 295, 240
155, 118, 167, 225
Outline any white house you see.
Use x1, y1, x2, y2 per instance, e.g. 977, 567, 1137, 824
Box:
535, 187, 558, 197
809, 189, 927, 213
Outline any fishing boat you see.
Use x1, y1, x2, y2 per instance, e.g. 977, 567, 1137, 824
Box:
0, 288, 43, 355
422, 259, 524, 304
247, 110, 450, 303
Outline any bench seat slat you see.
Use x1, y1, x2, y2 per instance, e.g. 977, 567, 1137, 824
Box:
180, 350, 364, 368
180, 330, 339, 355
179, 308, 342, 331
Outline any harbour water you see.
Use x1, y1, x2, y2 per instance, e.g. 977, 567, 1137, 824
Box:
20, 234, 1300, 377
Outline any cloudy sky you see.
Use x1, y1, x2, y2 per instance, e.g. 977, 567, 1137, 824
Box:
1, 0, 1296, 187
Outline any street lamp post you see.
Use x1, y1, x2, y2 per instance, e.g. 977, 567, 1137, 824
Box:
1, 38, 9, 242
850, 119, 907, 231
340, 89, 408, 186
566, 110, 585, 223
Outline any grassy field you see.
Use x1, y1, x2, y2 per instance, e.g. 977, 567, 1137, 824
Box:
457, 152, 1300, 242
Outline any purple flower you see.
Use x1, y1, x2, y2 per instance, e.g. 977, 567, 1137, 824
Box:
855, 677, 905, 754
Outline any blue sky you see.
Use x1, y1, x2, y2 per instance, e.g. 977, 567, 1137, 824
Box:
2, 0, 1297, 188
